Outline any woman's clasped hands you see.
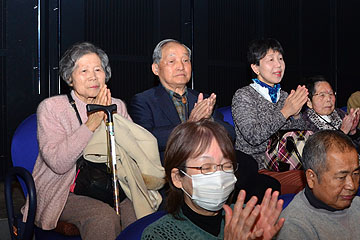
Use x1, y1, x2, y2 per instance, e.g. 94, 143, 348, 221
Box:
85, 85, 112, 132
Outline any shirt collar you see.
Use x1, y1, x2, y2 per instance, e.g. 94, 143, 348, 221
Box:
162, 84, 188, 98
251, 78, 281, 103
167, 87, 188, 105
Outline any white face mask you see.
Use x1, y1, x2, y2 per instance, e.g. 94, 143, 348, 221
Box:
180, 170, 237, 211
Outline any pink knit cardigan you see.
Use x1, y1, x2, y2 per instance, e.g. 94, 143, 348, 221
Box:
22, 91, 131, 230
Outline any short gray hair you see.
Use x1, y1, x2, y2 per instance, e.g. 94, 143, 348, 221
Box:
59, 42, 111, 85
152, 39, 191, 64
302, 130, 356, 178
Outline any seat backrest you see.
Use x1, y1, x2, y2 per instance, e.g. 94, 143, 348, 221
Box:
216, 106, 234, 127
278, 193, 296, 210
116, 210, 166, 240
9, 113, 83, 239
10, 114, 38, 197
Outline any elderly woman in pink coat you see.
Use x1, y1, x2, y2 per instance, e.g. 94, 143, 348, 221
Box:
22, 42, 136, 239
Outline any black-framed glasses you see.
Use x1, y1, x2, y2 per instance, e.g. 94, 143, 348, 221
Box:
181, 162, 238, 175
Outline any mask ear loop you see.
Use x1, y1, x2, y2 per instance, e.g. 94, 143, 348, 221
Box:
181, 187, 193, 199
180, 169, 192, 179
179, 170, 193, 199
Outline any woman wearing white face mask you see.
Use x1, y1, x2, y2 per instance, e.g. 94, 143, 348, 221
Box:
141, 119, 285, 240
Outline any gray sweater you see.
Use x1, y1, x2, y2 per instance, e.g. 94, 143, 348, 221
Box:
231, 85, 304, 169
277, 190, 360, 240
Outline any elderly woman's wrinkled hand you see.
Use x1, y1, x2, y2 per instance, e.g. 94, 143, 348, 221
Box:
85, 85, 112, 132
352, 108, 360, 132
347, 108, 360, 135
341, 108, 359, 135
341, 115, 353, 134
223, 189, 284, 240
281, 85, 308, 119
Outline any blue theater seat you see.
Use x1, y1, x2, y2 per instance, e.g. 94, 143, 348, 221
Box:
9, 113, 81, 239
216, 106, 234, 126
116, 210, 166, 240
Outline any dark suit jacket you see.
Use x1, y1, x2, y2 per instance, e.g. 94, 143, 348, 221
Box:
129, 85, 235, 162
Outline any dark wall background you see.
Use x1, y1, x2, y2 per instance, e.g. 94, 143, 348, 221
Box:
1, 0, 360, 178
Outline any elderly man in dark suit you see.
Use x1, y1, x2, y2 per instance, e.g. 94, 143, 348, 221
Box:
129, 39, 235, 162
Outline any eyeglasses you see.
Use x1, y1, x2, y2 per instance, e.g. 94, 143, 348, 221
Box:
181, 162, 238, 175
313, 91, 336, 99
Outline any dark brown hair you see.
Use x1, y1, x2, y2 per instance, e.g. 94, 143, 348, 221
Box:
164, 119, 235, 218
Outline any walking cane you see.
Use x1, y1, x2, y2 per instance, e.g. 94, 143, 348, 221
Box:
86, 104, 121, 215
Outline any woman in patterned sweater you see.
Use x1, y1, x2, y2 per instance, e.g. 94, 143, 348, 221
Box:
231, 39, 309, 195
232, 38, 308, 170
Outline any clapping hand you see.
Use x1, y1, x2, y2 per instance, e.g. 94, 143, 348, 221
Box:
342, 108, 360, 135
223, 189, 284, 240
350, 108, 360, 134
281, 85, 308, 119
188, 93, 216, 122
251, 188, 285, 240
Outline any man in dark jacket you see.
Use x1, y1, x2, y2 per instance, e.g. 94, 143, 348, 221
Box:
129, 39, 235, 162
